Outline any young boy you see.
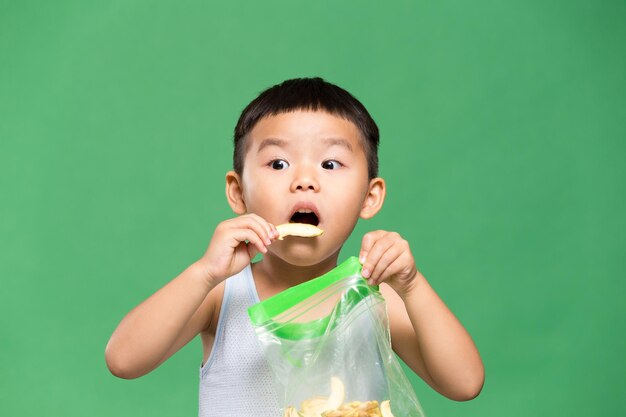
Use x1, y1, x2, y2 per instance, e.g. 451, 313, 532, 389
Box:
105, 77, 484, 416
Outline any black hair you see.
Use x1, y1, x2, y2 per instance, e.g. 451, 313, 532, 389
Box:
233, 77, 379, 179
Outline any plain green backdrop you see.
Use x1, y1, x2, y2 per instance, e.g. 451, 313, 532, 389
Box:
1, 1, 624, 416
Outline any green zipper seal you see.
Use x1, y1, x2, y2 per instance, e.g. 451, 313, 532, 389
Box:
248, 256, 380, 340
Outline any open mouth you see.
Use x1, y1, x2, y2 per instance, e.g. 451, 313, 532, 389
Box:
289, 210, 320, 226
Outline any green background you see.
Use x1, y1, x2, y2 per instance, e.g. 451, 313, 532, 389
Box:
1, 1, 624, 416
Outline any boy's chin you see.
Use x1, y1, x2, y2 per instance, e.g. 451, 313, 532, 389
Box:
266, 245, 334, 267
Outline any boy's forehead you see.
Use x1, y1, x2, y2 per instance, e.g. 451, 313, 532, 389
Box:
247, 110, 364, 149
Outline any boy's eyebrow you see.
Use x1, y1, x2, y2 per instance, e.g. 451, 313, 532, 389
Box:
257, 138, 287, 153
322, 137, 353, 152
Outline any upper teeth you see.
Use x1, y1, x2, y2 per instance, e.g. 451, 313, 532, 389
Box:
297, 209, 313, 213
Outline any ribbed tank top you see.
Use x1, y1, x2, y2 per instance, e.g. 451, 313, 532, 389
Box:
198, 264, 280, 417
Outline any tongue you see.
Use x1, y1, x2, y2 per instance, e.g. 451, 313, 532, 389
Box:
290, 212, 319, 226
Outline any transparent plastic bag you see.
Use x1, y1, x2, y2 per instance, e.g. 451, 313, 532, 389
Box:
248, 256, 426, 417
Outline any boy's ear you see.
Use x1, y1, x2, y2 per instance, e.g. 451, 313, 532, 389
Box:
225, 171, 247, 215
360, 177, 386, 219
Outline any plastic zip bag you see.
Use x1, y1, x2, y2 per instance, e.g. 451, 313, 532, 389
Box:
248, 256, 426, 417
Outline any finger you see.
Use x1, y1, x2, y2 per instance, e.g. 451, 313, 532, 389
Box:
269, 223, 279, 239
359, 230, 388, 264
230, 229, 267, 255
369, 244, 404, 285
365, 238, 402, 283
247, 240, 261, 260
372, 254, 409, 287
370, 243, 402, 282
239, 214, 273, 245
361, 232, 398, 279
250, 213, 279, 243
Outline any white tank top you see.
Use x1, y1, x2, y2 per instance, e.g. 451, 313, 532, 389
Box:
198, 264, 280, 417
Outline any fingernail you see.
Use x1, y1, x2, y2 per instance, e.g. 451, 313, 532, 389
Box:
367, 278, 375, 286
362, 268, 370, 278
359, 255, 365, 264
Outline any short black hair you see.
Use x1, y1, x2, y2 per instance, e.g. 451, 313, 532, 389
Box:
233, 77, 379, 179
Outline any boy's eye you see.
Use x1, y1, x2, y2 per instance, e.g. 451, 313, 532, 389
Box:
270, 159, 289, 170
321, 160, 342, 170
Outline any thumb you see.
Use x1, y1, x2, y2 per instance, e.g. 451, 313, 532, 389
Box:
246, 241, 261, 260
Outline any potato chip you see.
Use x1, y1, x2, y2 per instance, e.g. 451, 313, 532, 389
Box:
276, 223, 324, 240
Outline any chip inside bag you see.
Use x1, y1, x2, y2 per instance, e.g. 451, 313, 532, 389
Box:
248, 257, 426, 417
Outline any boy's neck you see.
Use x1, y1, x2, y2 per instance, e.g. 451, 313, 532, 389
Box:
252, 251, 340, 298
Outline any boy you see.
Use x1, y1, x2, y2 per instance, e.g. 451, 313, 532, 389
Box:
105, 77, 484, 416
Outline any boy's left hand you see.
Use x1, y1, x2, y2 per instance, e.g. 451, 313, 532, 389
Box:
359, 230, 421, 297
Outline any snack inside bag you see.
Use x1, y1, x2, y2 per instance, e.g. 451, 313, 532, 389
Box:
248, 257, 425, 417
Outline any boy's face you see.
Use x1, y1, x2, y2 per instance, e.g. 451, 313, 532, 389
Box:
227, 110, 385, 266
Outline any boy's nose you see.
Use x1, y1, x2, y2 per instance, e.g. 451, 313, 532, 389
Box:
290, 169, 320, 192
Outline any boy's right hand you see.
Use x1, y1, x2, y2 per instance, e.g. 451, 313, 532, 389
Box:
196, 214, 279, 287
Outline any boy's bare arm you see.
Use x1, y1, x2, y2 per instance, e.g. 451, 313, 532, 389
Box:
105, 262, 217, 379
105, 214, 279, 379
360, 231, 485, 401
